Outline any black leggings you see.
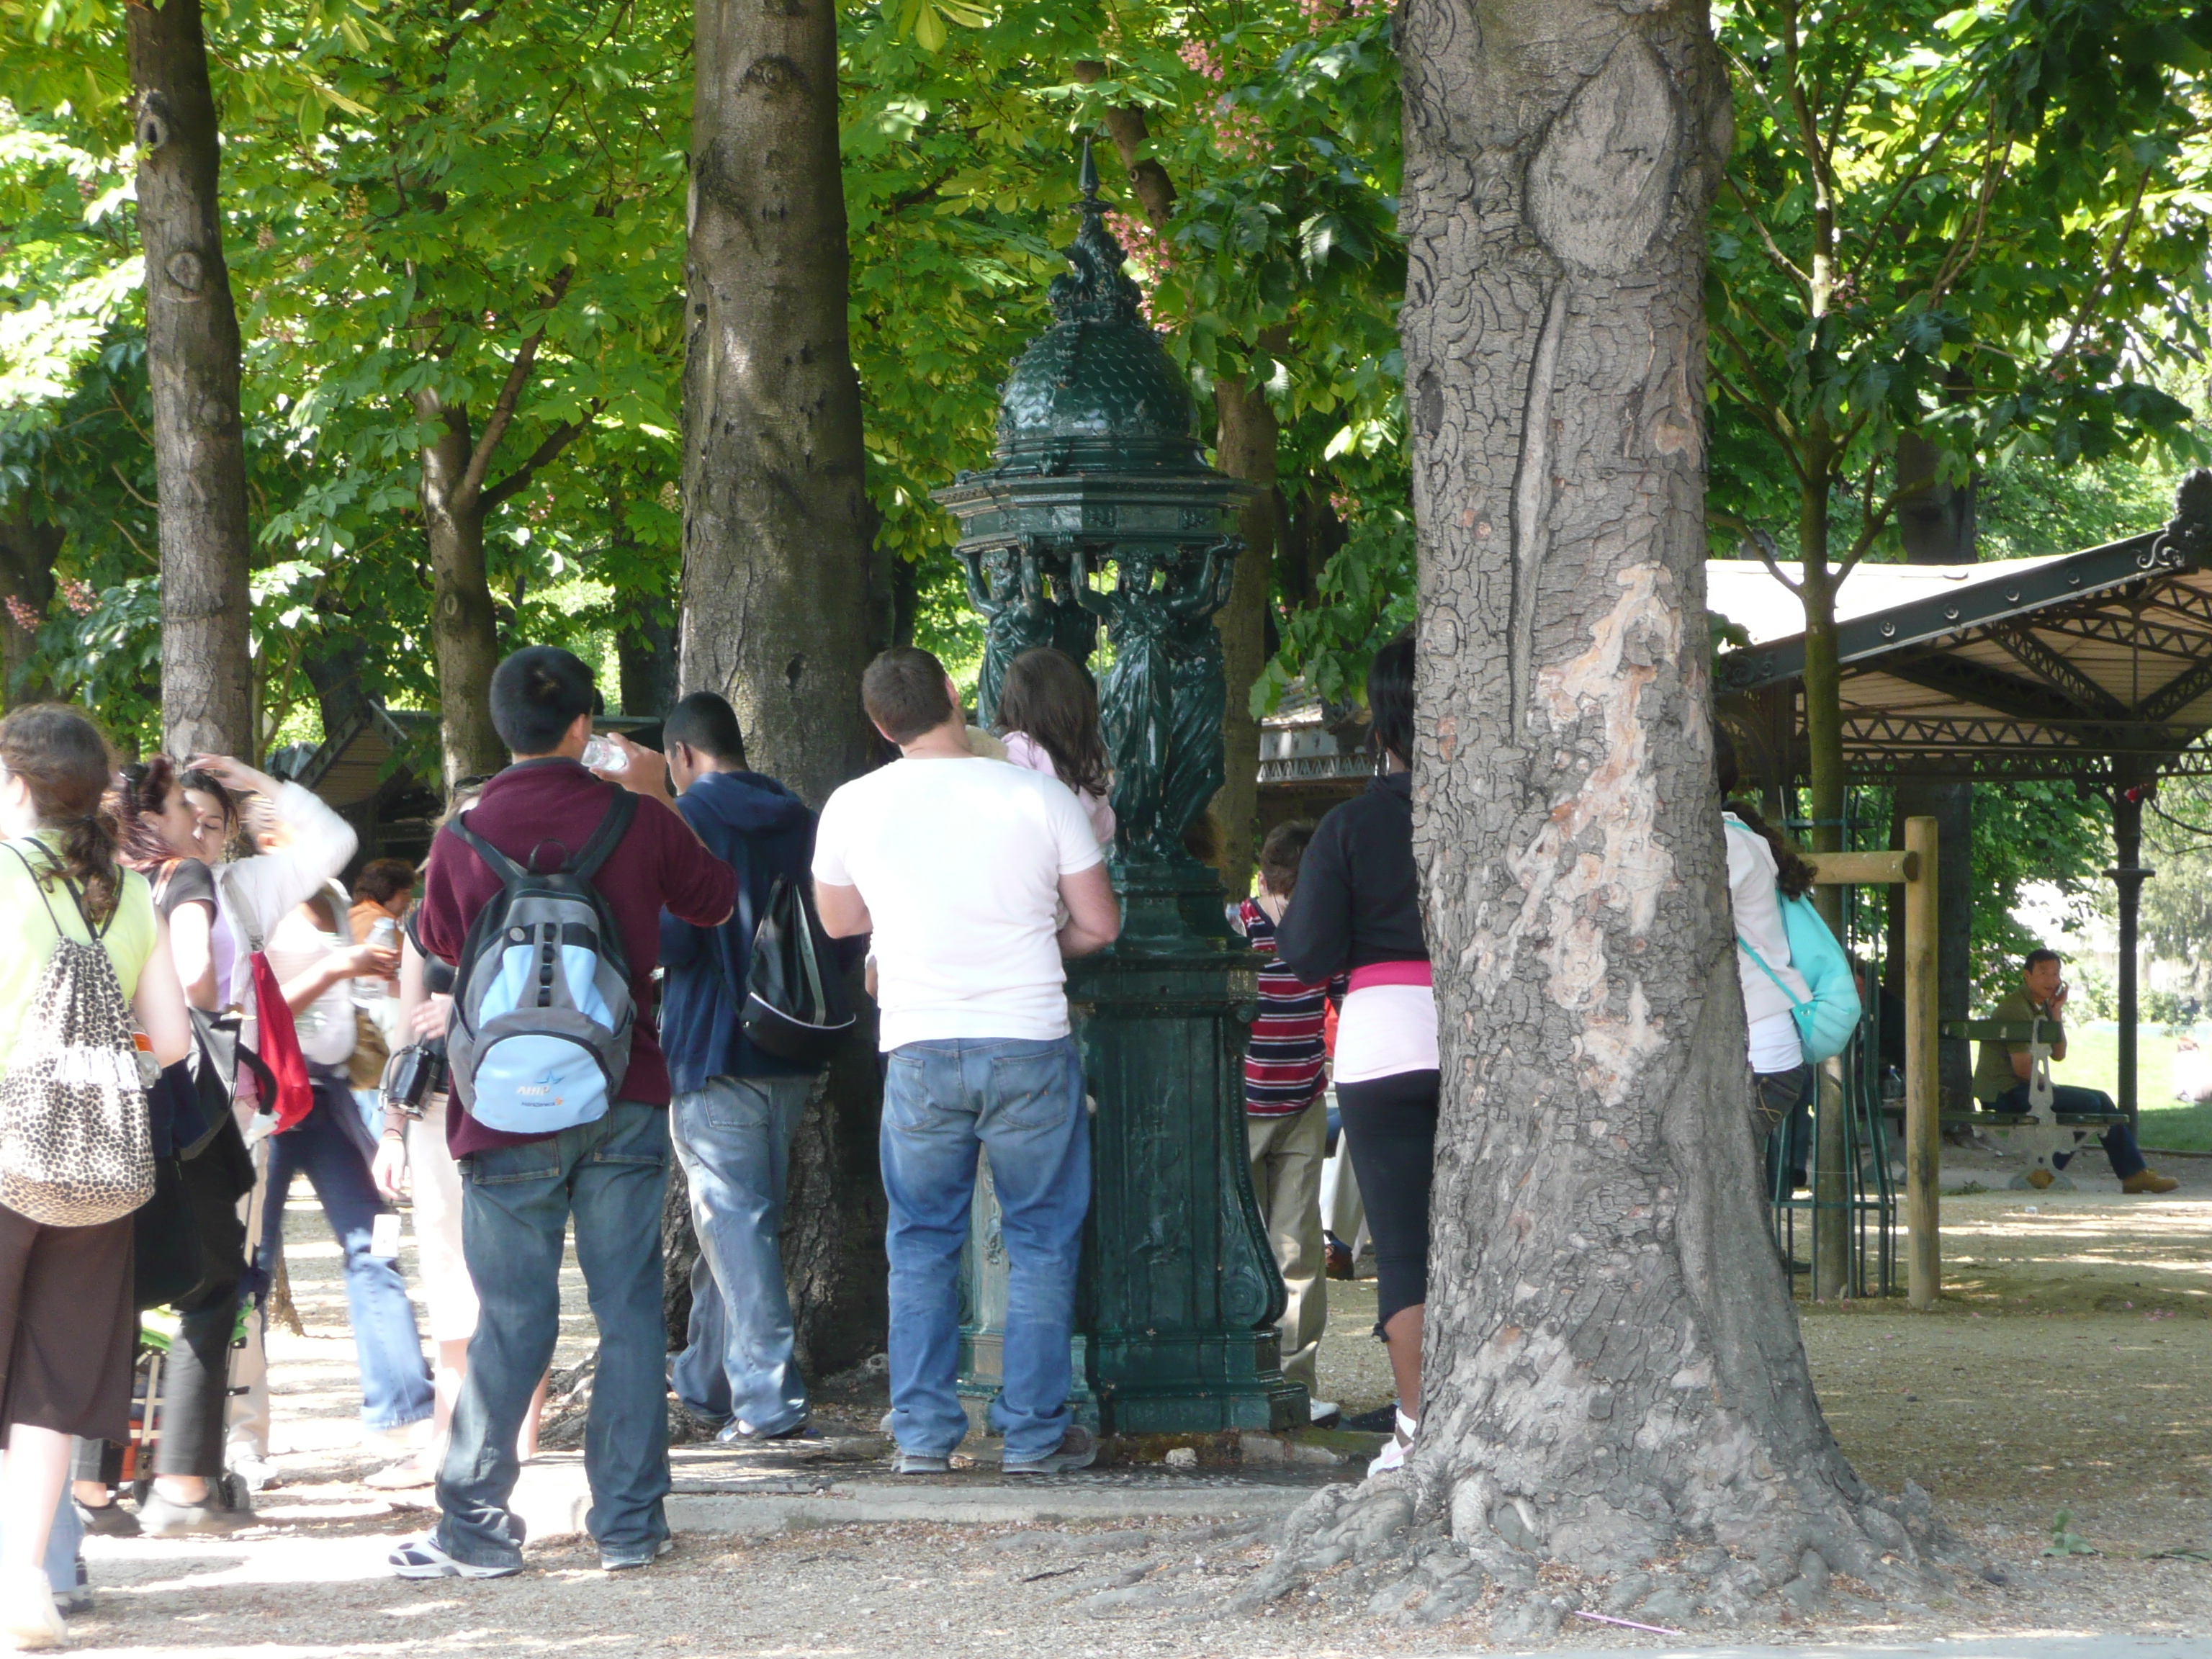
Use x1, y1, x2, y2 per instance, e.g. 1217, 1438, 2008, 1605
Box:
156, 1116, 254, 1478
1334, 1069, 1441, 1331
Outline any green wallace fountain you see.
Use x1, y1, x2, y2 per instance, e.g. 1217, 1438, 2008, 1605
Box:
934, 145, 1306, 1437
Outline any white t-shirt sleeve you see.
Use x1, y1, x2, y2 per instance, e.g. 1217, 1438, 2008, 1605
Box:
1043, 777, 1105, 876
811, 789, 855, 887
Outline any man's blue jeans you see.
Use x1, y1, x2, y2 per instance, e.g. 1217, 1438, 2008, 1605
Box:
259, 1068, 433, 1431
434, 1102, 672, 1570
881, 1037, 1089, 1463
670, 1074, 814, 1435
1984, 1082, 2147, 1179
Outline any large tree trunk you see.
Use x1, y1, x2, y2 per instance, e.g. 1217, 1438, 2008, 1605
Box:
1303, 0, 1969, 1619
130, 0, 253, 758
0, 503, 59, 703
683, 0, 886, 1375
414, 397, 508, 785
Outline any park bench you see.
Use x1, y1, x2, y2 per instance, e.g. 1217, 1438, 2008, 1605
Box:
1937, 1018, 2130, 1190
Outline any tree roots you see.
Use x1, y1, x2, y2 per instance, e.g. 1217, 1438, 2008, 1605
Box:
1231, 1467, 1997, 1637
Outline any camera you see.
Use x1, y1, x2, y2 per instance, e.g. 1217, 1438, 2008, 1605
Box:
379, 1038, 448, 1119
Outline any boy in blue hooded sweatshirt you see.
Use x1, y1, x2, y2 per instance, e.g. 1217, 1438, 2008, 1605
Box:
657, 691, 825, 1441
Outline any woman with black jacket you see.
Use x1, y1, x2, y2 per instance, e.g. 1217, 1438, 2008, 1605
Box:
1274, 637, 1436, 1475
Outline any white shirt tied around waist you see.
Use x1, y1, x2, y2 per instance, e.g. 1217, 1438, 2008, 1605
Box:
1334, 959, 1439, 1084
1725, 812, 1811, 1074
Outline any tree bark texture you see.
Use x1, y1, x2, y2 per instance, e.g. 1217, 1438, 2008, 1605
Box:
130, 0, 253, 759
0, 503, 59, 704
683, 0, 878, 802
414, 397, 508, 785
683, 0, 887, 1374
1397, 0, 1940, 1590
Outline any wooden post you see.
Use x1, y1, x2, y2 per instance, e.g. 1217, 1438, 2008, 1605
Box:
1905, 814, 1939, 1308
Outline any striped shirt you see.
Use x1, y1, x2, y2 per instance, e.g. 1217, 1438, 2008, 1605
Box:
1238, 898, 1344, 1116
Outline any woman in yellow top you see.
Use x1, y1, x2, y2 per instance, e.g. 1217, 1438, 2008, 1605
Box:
0, 707, 188, 1649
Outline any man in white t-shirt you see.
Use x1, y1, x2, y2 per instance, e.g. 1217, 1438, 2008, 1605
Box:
814, 647, 1120, 1476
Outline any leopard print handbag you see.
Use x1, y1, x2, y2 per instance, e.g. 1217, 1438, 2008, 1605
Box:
0, 844, 154, 1226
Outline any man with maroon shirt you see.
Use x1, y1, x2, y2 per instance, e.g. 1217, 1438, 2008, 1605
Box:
389, 647, 735, 1581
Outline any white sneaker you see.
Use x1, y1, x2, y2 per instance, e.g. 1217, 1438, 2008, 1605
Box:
1367, 1408, 1417, 1477
0, 1565, 65, 1649
1308, 1398, 1341, 1426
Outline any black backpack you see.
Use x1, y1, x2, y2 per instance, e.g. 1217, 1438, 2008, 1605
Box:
742, 877, 855, 1066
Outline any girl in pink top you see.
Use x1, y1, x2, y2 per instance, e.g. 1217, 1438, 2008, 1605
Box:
993, 647, 1116, 848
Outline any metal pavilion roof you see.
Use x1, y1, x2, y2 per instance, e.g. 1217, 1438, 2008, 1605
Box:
1713, 474, 2212, 783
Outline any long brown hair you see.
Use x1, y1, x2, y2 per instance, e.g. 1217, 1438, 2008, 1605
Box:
994, 647, 1110, 798
0, 705, 124, 927
1714, 728, 1814, 900
112, 754, 181, 870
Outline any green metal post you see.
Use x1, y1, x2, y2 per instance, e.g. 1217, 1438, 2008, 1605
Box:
938, 145, 1303, 1437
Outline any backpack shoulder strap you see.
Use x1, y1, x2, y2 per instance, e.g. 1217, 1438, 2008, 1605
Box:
4, 842, 70, 940
215, 865, 266, 955
1735, 929, 1807, 1012
6, 838, 109, 940
443, 810, 529, 888
569, 789, 639, 882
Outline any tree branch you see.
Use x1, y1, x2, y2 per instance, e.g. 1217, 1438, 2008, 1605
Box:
1072, 60, 1177, 234
1745, 527, 1803, 595
480, 406, 599, 511
1721, 174, 1812, 291
1841, 89, 1976, 289
1838, 467, 1930, 579
2052, 155, 2154, 365
454, 263, 575, 513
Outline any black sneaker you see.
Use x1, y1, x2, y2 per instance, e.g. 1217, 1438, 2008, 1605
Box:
1004, 1424, 1097, 1476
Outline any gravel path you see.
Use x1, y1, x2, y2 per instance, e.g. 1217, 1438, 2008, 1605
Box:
55, 1151, 2212, 1654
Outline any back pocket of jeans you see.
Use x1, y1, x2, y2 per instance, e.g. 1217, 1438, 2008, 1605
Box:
986, 1043, 1076, 1132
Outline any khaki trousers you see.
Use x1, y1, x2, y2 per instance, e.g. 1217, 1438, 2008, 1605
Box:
1245, 1097, 1327, 1392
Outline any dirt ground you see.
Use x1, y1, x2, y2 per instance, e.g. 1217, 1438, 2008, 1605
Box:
56, 1143, 2212, 1655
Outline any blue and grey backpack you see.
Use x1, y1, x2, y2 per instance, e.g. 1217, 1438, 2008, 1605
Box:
442, 792, 637, 1135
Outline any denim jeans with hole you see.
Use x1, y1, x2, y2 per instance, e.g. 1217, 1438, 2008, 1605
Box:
433, 1102, 672, 1570
881, 1036, 1089, 1464
669, 1074, 814, 1434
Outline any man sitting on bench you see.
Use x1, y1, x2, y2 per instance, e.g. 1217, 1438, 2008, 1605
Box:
1973, 948, 2178, 1194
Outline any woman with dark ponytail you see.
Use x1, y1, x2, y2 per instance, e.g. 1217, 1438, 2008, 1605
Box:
0, 706, 189, 1646
1274, 634, 1436, 1477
